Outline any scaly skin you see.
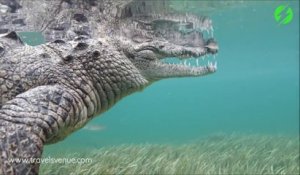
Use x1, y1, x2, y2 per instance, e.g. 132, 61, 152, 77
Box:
0, 0, 219, 174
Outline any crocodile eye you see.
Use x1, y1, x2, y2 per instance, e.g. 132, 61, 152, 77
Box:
132, 35, 152, 43
178, 22, 194, 32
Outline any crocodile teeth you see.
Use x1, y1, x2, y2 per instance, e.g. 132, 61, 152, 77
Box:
214, 61, 218, 69
208, 61, 211, 67
207, 61, 217, 69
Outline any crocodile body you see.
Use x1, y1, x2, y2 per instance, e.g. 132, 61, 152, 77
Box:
0, 0, 218, 174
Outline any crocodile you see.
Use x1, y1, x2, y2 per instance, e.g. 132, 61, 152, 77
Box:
0, 0, 218, 174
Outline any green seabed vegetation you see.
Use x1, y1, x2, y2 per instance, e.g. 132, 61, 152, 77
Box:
40, 134, 299, 175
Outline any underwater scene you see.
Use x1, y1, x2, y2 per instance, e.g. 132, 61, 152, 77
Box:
0, 0, 299, 174
41, 1, 299, 174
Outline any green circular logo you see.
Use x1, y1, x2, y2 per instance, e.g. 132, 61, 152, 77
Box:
274, 5, 294, 25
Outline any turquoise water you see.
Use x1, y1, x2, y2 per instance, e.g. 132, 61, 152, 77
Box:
18, 32, 45, 46
36, 1, 299, 153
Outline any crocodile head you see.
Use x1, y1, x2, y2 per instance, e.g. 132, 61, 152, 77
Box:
111, 1, 219, 82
